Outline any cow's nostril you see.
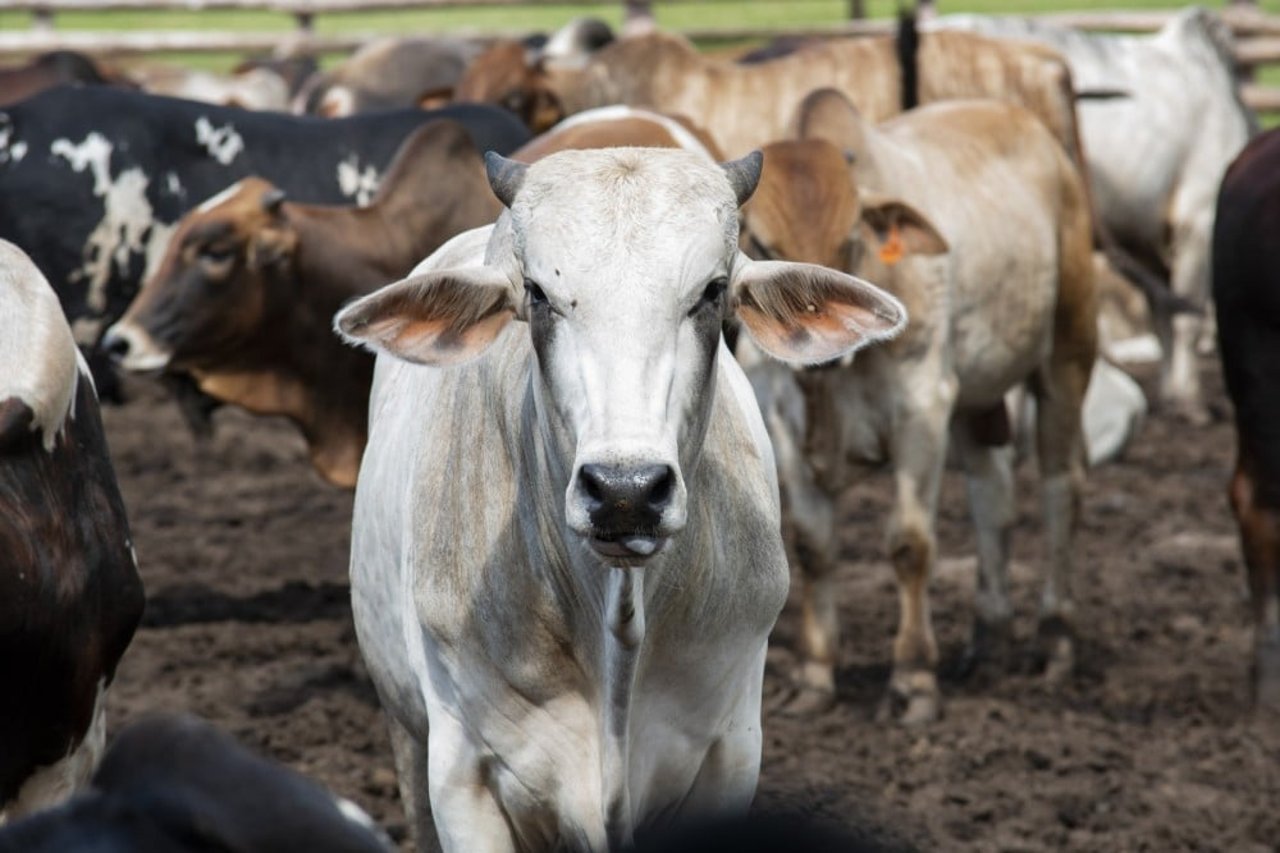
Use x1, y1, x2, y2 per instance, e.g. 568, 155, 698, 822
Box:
580, 464, 607, 504
646, 466, 674, 510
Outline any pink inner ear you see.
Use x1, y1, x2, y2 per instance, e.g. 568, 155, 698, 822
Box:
381, 307, 515, 367
738, 295, 897, 364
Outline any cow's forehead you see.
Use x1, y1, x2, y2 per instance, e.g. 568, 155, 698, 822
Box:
510, 148, 738, 279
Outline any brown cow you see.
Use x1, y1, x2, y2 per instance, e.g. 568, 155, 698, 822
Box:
102, 120, 502, 488
740, 90, 1096, 723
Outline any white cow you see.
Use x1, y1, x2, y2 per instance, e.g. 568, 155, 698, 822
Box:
932, 7, 1255, 419
333, 148, 906, 851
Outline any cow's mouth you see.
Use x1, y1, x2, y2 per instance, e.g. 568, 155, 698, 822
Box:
588, 532, 668, 561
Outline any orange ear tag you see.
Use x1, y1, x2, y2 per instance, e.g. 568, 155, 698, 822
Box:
879, 223, 905, 266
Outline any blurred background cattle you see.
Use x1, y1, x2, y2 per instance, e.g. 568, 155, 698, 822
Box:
1, 0, 1277, 850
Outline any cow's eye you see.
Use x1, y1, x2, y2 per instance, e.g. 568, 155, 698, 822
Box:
199, 245, 236, 265
524, 279, 547, 307
690, 277, 728, 316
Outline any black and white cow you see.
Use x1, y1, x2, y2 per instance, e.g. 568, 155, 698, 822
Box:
0, 239, 144, 821
0, 85, 531, 393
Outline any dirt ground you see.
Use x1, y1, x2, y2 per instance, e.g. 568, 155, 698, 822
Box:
101, 358, 1280, 852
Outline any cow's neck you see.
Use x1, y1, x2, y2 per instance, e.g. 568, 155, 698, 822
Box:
190, 364, 364, 488
601, 565, 644, 849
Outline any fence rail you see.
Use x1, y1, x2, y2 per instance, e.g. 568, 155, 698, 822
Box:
1, 1, 1278, 112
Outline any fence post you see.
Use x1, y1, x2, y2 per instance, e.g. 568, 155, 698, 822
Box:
623, 0, 655, 36
33, 4, 54, 33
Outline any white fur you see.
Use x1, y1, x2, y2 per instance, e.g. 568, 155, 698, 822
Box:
0, 240, 81, 450
51, 133, 159, 322
194, 117, 244, 166
339, 150, 896, 851
0, 679, 106, 822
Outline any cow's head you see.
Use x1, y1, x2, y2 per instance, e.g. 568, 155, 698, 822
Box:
103, 178, 298, 373
743, 139, 948, 286
336, 148, 905, 563
745, 88, 948, 285
454, 40, 568, 133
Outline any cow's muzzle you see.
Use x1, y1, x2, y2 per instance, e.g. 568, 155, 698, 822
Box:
101, 321, 172, 373
572, 462, 682, 562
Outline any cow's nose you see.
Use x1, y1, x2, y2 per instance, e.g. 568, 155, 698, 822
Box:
578, 463, 674, 531
101, 330, 131, 361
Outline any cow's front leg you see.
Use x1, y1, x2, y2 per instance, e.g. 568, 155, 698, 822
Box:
1229, 457, 1280, 714
881, 397, 951, 725
427, 714, 519, 853
951, 411, 1016, 675
770, 400, 842, 712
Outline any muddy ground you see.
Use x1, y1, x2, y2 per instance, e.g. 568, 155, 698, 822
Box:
101, 359, 1280, 852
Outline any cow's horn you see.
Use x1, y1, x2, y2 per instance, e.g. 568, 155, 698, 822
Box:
721, 150, 763, 206
261, 187, 287, 214
485, 151, 528, 208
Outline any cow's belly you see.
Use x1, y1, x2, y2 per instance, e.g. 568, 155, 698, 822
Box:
950, 263, 1058, 409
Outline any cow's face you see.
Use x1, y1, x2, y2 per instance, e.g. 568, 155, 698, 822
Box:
454, 41, 566, 133
337, 149, 906, 564
104, 178, 297, 373
743, 141, 948, 283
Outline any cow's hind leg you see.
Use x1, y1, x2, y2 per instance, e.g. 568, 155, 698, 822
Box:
1031, 350, 1091, 684
880, 400, 951, 725
952, 408, 1017, 676
1228, 456, 1280, 714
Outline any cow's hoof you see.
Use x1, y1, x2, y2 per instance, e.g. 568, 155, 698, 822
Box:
1164, 399, 1213, 427
960, 616, 1014, 678
777, 684, 837, 716
877, 668, 940, 726
1037, 615, 1076, 684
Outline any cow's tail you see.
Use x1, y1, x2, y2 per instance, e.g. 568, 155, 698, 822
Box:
896, 7, 920, 112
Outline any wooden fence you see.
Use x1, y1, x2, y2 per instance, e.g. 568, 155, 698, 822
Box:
1, 0, 1279, 112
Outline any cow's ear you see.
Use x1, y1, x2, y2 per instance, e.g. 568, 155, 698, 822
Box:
334, 268, 515, 367
731, 256, 907, 365
859, 195, 948, 265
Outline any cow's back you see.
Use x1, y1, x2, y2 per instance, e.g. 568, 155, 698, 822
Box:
875, 100, 1091, 406
1215, 130, 1280, 503
0, 86, 529, 333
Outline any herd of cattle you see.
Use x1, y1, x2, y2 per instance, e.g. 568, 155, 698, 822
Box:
0, 5, 1276, 851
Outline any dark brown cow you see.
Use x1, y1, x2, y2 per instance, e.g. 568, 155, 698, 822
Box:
0, 240, 144, 819
102, 120, 502, 488
0, 51, 120, 107
1213, 127, 1280, 714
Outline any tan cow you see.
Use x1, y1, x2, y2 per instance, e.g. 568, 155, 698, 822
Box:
740, 89, 1096, 724
103, 120, 502, 488
456, 26, 1082, 160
